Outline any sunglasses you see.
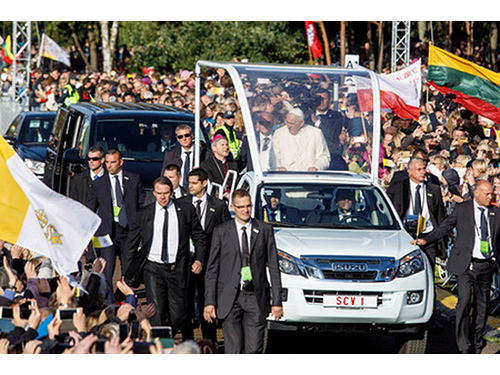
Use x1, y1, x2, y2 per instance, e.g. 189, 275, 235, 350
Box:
177, 133, 192, 139
88, 157, 102, 161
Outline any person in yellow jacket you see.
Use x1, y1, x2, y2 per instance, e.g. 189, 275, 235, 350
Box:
214, 110, 240, 160
60, 74, 80, 107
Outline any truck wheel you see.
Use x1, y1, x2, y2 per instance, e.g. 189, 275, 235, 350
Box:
395, 329, 428, 354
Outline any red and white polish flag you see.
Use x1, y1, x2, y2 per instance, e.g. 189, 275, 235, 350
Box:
305, 21, 323, 59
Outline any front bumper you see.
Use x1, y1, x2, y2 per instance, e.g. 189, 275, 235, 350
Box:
270, 265, 434, 329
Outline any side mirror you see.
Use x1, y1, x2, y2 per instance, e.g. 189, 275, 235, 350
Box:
63, 148, 83, 164
4, 136, 16, 149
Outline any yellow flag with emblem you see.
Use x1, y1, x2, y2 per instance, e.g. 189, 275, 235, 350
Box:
0, 136, 101, 275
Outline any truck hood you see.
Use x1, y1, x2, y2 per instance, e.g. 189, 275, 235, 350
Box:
274, 227, 416, 260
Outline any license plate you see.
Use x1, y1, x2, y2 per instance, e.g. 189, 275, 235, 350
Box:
323, 294, 378, 308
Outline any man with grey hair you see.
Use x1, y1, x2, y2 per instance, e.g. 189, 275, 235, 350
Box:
387, 157, 446, 270
270, 107, 330, 172
161, 124, 207, 187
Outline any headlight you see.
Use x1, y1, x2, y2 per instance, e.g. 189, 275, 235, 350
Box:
277, 250, 301, 275
25, 159, 45, 176
396, 250, 425, 278
277, 250, 323, 279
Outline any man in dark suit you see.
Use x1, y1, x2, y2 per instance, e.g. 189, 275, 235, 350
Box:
163, 164, 188, 199
262, 188, 301, 225
204, 189, 283, 354
161, 124, 207, 188
414, 181, 500, 354
239, 111, 275, 172
122, 177, 206, 334
389, 148, 441, 186
69, 146, 105, 264
87, 149, 145, 300
179, 168, 231, 342
311, 88, 348, 170
322, 189, 370, 225
69, 146, 105, 205
200, 135, 239, 200
386, 157, 446, 269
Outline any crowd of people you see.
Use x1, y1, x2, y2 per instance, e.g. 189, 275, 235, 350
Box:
2, 43, 500, 354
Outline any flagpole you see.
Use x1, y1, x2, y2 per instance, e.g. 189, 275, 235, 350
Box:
307, 41, 313, 65
37, 34, 44, 68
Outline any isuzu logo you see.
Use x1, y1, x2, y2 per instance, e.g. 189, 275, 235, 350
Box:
332, 263, 368, 272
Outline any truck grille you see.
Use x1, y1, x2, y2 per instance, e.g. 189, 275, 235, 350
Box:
322, 270, 378, 280
300, 255, 396, 282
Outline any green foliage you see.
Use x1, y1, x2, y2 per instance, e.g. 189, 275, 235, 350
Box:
119, 21, 307, 73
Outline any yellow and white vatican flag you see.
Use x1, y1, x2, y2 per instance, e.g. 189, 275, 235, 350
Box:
0, 135, 101, 276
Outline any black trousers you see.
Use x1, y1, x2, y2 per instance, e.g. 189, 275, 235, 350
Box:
221, 290, 266, 354
100, 223, 129, 301
420, 241, 438, 271
455, 259, 495, 353
181, 256, 217, 342
144, 260, 187, 335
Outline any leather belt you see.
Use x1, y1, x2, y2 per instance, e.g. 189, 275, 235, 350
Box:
471, 258, 493, 263
163, 263, 176, 271
239, 282, 254, 292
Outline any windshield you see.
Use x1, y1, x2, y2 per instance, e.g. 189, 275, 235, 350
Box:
21, 118, 53, 144
93, 116, 199, 160
233, 65, 378, 176
256, 183, 399, 230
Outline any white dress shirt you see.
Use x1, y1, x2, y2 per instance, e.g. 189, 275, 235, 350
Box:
148, 201, 179, 264
109, 170, 124, 223
181, 146, 194, 179
192, 193, 208, 229
407, 180, 434, 234
235, 218, 252, 255
472, 200, 492, 259
90, 168, 104, 181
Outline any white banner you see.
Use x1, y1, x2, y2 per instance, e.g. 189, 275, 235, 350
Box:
387, 59, 422, 99
40, 34, 71, 67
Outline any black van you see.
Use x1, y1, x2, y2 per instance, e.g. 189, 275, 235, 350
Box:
44, 102, 207, 196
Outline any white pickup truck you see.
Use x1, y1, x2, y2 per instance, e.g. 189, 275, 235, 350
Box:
194, 61, 434, 353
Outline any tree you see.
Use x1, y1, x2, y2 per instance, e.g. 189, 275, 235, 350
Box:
101, 21, 119, 74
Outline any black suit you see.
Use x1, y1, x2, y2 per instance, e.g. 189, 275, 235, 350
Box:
200, 155, 239, 196
69, 170, 97, 205
314, 109, 348, 170
263, 204, 301, 225
161, 144, 208, 177
122, 199, 206, 334
205, 219, 282, 353
386, 176, 446, 268
178, 194, 231, 341
87, 170, 145, 298
69, 170, 102, 264
423, 200, 500, 353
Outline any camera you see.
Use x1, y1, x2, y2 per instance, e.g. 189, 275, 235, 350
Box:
56, 308, 77, 321
132, 341, 153, 354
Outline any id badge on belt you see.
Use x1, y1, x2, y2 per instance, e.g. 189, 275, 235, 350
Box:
241, 266, 253, 282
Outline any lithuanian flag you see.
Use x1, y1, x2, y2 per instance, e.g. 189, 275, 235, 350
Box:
427, 43, 500, 123
0, 135, 101, 275
1, 35, 13, 65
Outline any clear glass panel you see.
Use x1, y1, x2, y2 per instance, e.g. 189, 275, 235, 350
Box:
256, 183, 399, 230
234, 65, 376, 175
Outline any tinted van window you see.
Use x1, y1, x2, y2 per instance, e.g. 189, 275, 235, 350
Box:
94, 117, 198, 160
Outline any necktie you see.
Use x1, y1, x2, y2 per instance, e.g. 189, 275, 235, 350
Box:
195, 199, 202, 221
414, 185, 422, 216
183, 151, 191, 188
114, 176, 128, 227
161, 206, 169, 263
479, 207, 488, 241
269, 210, 277, 222
262, 137, 271, 152
241, 226, 250, 267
